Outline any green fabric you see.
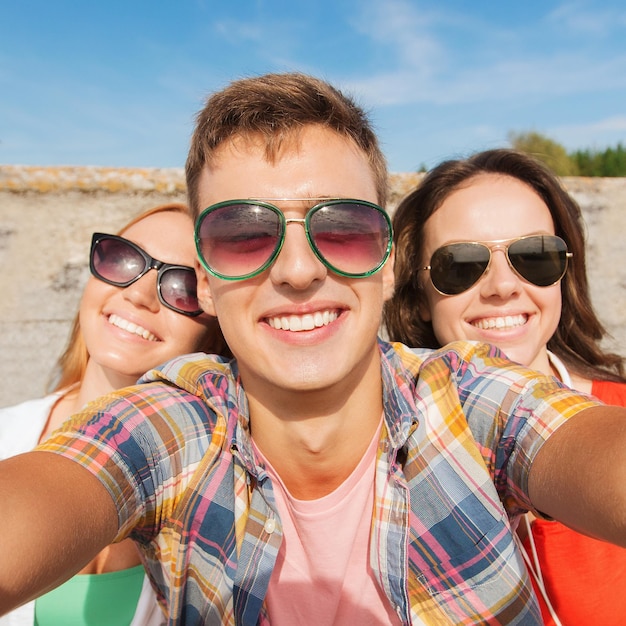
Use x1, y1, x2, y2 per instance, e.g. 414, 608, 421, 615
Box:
34, 564, 144, 626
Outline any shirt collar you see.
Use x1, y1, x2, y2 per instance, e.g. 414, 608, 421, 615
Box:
378, 338, 423, 449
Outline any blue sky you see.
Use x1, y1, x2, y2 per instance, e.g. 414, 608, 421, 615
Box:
2, 0, 625, 173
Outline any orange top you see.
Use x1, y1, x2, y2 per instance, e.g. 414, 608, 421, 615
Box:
523, 379, 626, 626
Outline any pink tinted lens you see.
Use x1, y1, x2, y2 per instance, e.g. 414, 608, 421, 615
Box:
197, 204, 282, 278
93, 238, 146, 284
309, 203, 390, 274
159, 268, 200, 313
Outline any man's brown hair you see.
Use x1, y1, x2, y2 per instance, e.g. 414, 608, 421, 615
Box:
185, 72, 388, 217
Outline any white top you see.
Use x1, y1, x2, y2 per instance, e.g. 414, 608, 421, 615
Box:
547, 350, 573, 387
0, 393, 60, 459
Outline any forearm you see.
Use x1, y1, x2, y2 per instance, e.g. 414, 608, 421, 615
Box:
0, 451, 118, 614
529, 405, 626, 546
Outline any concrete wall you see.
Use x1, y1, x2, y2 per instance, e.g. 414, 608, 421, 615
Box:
1, 166, 624, 407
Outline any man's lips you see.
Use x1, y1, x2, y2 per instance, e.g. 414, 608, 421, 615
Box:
266, 309, 339, 332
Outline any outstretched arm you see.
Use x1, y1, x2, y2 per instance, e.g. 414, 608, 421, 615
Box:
529, 405, 626, 546
0, 451, 118, 614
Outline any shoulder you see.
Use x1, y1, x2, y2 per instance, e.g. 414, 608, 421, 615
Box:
140, 352, 237, 398
385, 339, 599, 426
72, 353, 240, 437
37, 355, 241, 464
387, 338, 531, 387
136, 352, 241, 423
380, 339, 537, 435
73, 353, 245, 450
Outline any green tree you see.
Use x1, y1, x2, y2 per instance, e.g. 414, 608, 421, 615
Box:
571, 142, 626, 176
598, 143, 626, 176
571, 148, 597, 176
508, 131, 579, 176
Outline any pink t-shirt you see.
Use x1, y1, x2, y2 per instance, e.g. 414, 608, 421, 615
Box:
254, 421, 402, 625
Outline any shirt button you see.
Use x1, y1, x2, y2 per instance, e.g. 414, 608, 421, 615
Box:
264, 518, 276, 534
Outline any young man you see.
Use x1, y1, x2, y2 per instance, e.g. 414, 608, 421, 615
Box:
1, 72, 625, 625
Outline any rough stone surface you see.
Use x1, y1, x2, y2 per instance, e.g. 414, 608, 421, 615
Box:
0, 166, 624, 407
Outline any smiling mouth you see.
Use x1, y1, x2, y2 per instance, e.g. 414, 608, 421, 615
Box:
471, 314, 528, 331
108, 314, 159, 342
266, 310, 339, 332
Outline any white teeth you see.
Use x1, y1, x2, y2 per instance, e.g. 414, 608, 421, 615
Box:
267, 310, 338, 332
289, 316, 303, 331
472, 314, 527, 330
108, 314, 159, 342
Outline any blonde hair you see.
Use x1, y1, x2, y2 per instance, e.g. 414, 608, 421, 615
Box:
50, 202, 229, 392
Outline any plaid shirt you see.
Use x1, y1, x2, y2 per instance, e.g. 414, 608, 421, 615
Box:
38, 340, 598, 625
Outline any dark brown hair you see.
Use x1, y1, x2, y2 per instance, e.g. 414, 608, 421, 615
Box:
384, 148, 625, 382
185, 72, 388, 217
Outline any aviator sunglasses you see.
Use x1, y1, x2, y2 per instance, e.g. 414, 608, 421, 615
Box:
422, 234, 572, 296
90, 233, 203, 316
194, 199, 393, 280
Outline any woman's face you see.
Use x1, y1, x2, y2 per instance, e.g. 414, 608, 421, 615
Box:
80, 210, 217, 385
419, 173, 563, 374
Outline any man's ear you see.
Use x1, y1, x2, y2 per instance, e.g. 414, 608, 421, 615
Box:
195, 260, 217, 317
381, 245, 396, 302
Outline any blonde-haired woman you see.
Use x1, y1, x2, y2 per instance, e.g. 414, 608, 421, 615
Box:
0, 202, 228, 626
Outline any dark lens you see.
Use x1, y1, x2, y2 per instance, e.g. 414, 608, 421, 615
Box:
308, 202, 391, 276
92, 237, 146, 286
508, 236, 568, 286
429, 243, 490, 295
159, 267, 202, 314
196, 203, 283, 279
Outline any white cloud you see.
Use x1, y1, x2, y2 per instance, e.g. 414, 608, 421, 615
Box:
341, 0, 626, 109
547, 1, 626, 37
346, 50, 626, 108
553, 115, 626, 149
213, 20, 265, 43
350, 0, 444, 71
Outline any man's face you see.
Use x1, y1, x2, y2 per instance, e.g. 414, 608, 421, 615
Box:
195, 126, 395, 401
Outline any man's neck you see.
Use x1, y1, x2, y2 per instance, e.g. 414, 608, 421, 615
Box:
245, 356, 384, 500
